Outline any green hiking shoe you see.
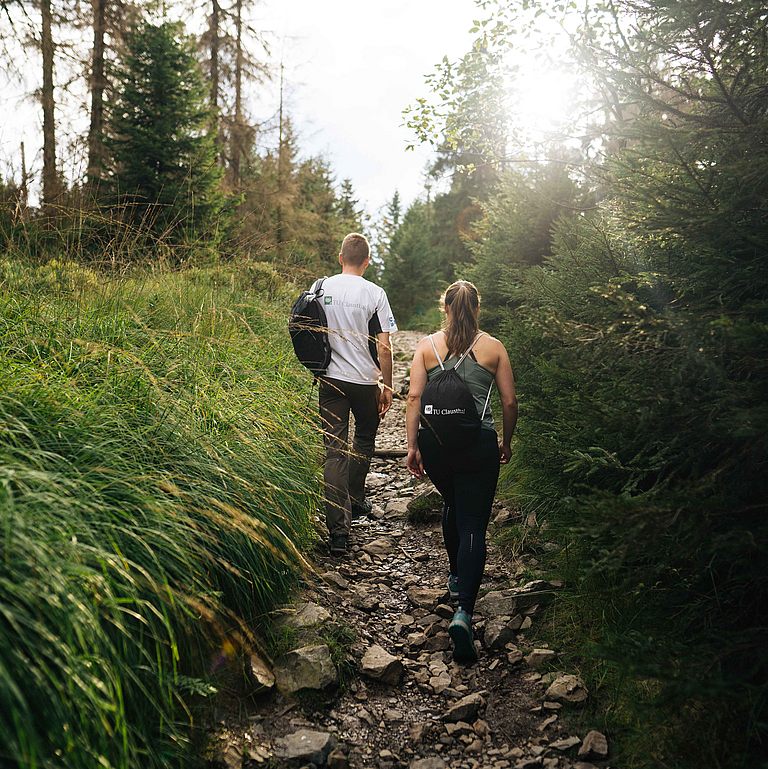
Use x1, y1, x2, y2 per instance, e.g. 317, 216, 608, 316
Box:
449, 607, 478, 663
447, 573, 459, 601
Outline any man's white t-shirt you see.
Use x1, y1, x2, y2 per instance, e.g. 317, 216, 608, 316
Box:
320, 273, 398, 385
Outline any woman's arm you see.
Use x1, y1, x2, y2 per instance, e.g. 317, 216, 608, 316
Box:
494, 342, 518, 464
405, 341, 428, 477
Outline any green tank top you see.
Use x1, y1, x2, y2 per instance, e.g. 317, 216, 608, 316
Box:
426, 334, 496, 432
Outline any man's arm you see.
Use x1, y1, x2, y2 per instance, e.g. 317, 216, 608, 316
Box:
377, 331, 393, 417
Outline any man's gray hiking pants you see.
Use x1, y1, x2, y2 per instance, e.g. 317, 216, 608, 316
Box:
319, 377, 380, 536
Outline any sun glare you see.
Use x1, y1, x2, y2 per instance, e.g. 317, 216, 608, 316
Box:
508, 64, 580, 142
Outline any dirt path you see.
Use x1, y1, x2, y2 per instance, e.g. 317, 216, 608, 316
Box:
208, 332, 607, 769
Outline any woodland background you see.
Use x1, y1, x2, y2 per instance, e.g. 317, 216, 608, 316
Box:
0, 1, 766, 768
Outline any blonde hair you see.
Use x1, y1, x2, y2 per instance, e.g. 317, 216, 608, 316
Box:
442, 280, 480, 358
340, 233, 370, 267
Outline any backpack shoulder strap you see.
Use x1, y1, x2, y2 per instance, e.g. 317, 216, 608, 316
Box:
428, 334, 445, 371
311, 276, 327, 296
454, 332, 486, 368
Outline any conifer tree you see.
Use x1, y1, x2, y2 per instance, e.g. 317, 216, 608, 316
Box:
107, 20, 226, 246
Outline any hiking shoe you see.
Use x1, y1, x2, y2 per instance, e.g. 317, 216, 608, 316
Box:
329, 533, 348, 556
351, 498, 373, 519
447, 573, 459, 601
449, 608, 478, 663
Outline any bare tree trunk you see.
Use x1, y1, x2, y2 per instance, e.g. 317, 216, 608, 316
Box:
276, 61, 285, 256
209, 0, 222, 162
231, 0, 243, 187
87, 0, 107, 188
41, 0, 59, 205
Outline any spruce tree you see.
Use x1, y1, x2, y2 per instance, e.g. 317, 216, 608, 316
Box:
108, 20, 226, 247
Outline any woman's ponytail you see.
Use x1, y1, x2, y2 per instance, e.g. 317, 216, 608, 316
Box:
442, 280, 480, 358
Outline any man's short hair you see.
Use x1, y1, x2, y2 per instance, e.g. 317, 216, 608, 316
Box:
340, 233, 370, 267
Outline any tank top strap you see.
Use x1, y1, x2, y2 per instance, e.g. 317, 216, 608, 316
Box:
455, 332, 486, 368
428, 334, 445, 370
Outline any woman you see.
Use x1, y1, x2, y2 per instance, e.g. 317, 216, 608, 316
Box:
406, 280, 518, 662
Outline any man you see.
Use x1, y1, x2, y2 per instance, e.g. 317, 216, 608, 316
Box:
319, 233, 397, 556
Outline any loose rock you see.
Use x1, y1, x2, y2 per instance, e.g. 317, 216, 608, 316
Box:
578, 730, 608, 759
273, 644, 337, 695
442, 692, 485, 723
545, 674, 589, 704
273, 729, 336, 766
360, 644, 405, 685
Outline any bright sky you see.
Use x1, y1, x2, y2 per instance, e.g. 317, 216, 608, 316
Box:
0, 0, 481, 215
260, 0, 480, 216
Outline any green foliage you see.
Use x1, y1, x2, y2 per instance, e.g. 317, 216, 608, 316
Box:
414, 1, 768, 766
107, 21, 227, 250
0, 258, 321, 769
468, 164, 581, 331
381, 200, 442, 326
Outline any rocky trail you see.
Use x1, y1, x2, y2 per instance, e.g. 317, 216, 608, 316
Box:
208, 332, 610, 769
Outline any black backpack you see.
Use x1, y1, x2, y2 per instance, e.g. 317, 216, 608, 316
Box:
288, 277, 332, 376
420, 334, 493, 448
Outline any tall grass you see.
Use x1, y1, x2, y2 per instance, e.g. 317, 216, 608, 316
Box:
0, 257, 321, 768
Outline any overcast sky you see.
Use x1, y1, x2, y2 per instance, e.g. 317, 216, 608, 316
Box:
0, 0, 481, 216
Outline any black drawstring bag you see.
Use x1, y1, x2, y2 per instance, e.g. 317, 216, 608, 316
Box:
420, 334, 493, 448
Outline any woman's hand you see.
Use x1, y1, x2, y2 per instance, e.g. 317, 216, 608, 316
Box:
499, 442, 512, 465
406, 447, 425, 478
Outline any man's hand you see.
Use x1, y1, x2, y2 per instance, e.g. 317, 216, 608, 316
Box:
499, 442, 512, 464
378, 387, 393, 417
406, 447, 425, 478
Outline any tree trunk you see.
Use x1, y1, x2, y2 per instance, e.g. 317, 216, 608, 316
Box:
209, 0, 222, 161
87, 0, 107, 188
231, 0, 243, 187
40, 0, 59, 205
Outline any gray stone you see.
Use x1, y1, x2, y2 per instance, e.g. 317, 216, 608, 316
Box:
442, 692, 485, 723
578, 730, 608, 759
385, 499, 410, 516
410, 759, 447, 769
475, 590, 518, 617
525, 648, 556, 668
409, 721, 431, 744
360, 644, 404, 685
483, 617, 519, 650
274, 644, 337, 695
363, 537, 396, 557
248, 651, 275, 691
327, 748, 349, 769
406, 488, 443, 523
280, 601, 331, 629
406, 586, 446, 609
549, 736, 580, 750
508, 580, 559, 608
273, 729, 335, 766
544, 673, 589, 704
322, 571, 349, 590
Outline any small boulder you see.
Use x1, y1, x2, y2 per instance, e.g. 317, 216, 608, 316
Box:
273, 729, 335, 766
274, 644, 337, 695
247, 651, 275, 691
360, 644, 404, 685
406, 586, 446, 609
544, 673, 589, 704
363, 537, 396, 557
475, 590, 517, 617
578, 730, 608, 759
279, 601, 330, 629
406, 488, 443, 524
322, 571, 349, 590
442, 692, 485, 723
483, 617, 520, 650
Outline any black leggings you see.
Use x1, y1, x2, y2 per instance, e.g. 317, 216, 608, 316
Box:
417, 428, 500, 615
